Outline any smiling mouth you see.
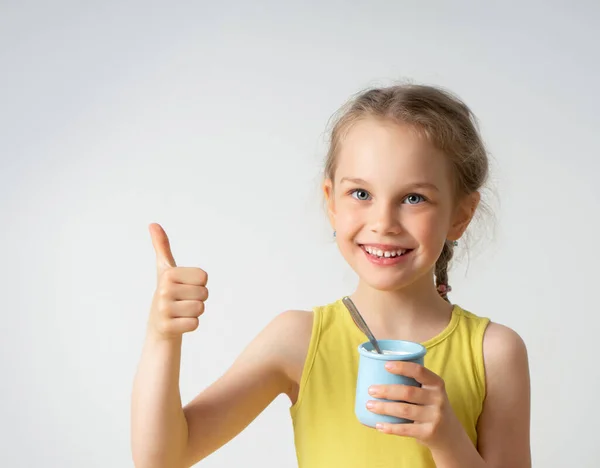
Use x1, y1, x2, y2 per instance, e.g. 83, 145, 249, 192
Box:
359, 244, 414, 258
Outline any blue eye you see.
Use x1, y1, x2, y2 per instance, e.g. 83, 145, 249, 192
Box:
351, 189, 371, 201
404, 194, 425, 205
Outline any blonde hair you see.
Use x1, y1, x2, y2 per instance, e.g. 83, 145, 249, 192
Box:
324, 84, 490, 299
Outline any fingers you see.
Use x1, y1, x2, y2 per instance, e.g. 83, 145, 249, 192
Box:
162, 317, 200, 336
163, 267, 208, 286
368, 383, 430, 405
374, 421, 427, 437
167, 284, 209, 301
155, 275, 208, 316
151, 296, 205, 338
384, 361, 443, 387
150, 223, 177, 273
366, 400, 430, 422
167, 300, 205, 318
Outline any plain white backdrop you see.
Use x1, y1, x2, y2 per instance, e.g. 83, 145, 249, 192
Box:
1, 1, 599, 466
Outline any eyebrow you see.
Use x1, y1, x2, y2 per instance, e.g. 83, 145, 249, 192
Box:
340, 177, 370, 185
339, 177, 440, 192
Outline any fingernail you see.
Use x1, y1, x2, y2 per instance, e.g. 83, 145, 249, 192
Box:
366, 401, 375, 409
368, 386, 379, 395
376, 423, 385, 431
384, 362, 394, 370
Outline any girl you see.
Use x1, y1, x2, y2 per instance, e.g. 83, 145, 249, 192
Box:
131, 84, 531, 468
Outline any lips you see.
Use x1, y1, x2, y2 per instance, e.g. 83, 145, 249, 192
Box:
357, 243, 416, 266
359, 243, 414, 258
361, 243, 410, 250
363, 245, 406, 258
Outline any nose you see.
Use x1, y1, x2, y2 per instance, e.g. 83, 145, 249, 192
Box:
369, 200, 403, 236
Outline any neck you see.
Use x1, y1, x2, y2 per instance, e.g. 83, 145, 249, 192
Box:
349, 272, 453, 338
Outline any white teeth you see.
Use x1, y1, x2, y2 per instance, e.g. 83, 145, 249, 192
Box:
364, 246, 407, 258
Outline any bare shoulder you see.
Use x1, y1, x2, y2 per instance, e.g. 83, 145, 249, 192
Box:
478, 321, 531, 467
258, 310, 313, 403
270, 310, 314, 373
481, 321, 530, 392
265, 309, 314, 351
270, 309, 314, 331
232, 309, 313, 371
482, 321, 529, 369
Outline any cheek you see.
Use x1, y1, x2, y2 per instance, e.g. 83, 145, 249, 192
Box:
334, 198, 362, 230
408, 210, 450, 244
336, 215, 361, 239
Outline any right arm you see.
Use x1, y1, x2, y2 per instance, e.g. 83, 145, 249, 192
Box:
131, 224, 312, 468
181, 308, 311, 466
131, 334, 188, 468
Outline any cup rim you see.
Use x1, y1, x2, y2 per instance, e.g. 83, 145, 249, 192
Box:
357, 339, 427, 361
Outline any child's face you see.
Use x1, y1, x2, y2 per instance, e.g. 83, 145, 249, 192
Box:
324, 118, 475, 292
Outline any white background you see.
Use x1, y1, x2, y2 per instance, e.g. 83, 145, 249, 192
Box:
1, 1, 599, 467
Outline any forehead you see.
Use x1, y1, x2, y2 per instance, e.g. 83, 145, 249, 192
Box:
336, 118, 453, 191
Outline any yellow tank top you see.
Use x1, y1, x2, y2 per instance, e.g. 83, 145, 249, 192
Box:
289, 298, 490, 468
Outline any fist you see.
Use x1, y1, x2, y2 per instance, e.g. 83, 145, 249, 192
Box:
148, 223, 208, 339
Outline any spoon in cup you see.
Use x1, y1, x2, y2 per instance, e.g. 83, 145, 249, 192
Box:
342, 296, 383, 354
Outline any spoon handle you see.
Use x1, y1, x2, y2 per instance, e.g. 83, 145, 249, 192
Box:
342, 296, 383, 354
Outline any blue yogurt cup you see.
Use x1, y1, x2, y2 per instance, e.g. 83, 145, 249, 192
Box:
355, 339, 427, 427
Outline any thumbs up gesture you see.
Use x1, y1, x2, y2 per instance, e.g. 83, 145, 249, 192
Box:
148, 223, 208, 340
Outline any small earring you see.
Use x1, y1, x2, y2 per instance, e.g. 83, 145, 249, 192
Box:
451, 240, 458, 247
333, 230, 337, 238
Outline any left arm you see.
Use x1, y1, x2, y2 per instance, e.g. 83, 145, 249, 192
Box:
426, 322, 531, 467
366, 322, 531, 468
474, 322, 531, 467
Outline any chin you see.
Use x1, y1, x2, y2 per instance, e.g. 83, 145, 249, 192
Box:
353, 256, 432, 293
360, 275, 413, 292
365, 280, 406, 292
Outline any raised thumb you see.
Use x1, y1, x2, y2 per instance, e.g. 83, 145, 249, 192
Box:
149, 223, 177, 274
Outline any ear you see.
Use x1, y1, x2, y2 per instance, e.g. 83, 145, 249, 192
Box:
323, 178, 336, 229
448, 191, 480, 241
